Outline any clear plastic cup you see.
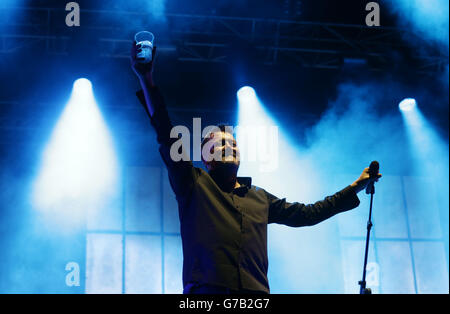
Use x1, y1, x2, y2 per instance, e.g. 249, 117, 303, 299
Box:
134, 31, 154, 63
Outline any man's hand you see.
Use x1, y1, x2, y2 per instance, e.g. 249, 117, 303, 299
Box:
131, 41, 156, 86
351, 167, 382, 194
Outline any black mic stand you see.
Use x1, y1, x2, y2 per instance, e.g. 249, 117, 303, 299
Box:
358, 182, 375, 294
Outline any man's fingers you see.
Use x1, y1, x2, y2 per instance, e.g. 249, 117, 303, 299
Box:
370, 173, 382, 182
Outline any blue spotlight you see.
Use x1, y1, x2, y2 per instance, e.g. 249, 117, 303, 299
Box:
237, 86, 256, 102
236, 83, 337, 294
399, 98, 417, 112
73, 77, 92, 92
33, 78, 118, 227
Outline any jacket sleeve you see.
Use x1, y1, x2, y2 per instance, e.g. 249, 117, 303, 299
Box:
267, 185, 360, 227
136, 88, 197, 209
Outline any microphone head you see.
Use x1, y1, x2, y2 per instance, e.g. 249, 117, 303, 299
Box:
369, 161, 379, 176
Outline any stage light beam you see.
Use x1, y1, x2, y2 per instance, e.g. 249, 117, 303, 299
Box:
236, 85, 337, 293
399, 98, 417, 112
237, 86, 256, 101
32, 78, 119, 227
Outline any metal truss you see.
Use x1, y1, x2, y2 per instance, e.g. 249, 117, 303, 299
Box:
0, 7, 448, 142
0, 6, 448, 73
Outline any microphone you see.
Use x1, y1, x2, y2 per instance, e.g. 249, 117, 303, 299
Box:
365, 161, 379, 194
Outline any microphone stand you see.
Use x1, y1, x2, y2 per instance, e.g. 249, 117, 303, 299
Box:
358, 182, 375, 294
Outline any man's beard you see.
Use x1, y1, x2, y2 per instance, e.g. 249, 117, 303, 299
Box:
208, 160, 240, 192
208, 159, 239, 177
212, 159, 239, 171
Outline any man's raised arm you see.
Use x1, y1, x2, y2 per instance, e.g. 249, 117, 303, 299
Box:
130, 41, 197, 211
131, 43, 172, 143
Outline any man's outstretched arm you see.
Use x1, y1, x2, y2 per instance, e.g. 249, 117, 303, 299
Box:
267, 167, 381, 227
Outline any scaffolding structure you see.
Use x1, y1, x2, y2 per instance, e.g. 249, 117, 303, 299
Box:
0, 7, 447, 72
0, 6, 448, 140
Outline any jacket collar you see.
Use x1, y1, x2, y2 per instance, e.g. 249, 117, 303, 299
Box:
237, 177, 252, 188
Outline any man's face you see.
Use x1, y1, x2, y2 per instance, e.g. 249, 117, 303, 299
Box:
202, 131, 240, 172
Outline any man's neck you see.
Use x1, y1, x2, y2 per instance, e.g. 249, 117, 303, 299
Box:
209, 166, 239, 193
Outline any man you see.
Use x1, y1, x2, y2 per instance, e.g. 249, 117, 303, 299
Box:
131, 43, 381, 294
